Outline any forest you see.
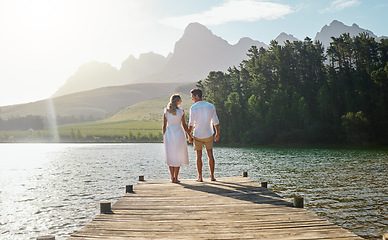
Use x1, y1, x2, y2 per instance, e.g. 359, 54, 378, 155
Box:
0, 115, 44, 131
198, 33, 388, 145
0, 114, 101, 131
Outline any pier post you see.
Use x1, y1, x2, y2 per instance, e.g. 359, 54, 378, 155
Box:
261, 182, 268, 188
100, 201, 113, 214
293, 196, 304, 208
126, 185, 133, 193
37, 236, 55, 240
139, 175, 145, 181
243, 171, 248, 177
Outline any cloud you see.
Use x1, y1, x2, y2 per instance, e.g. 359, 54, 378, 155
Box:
160, 0, 294, 29
320, 0, 361, 13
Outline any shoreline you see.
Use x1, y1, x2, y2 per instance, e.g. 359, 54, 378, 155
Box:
0, 140, 387, 149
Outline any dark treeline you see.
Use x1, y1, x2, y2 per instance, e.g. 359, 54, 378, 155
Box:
0, 115, 44, 131
56, 115, 101, 125
199, 33, 388, 145
0, 114, 101, 131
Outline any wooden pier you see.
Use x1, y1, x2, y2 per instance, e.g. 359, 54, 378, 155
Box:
68, 176, 362, 240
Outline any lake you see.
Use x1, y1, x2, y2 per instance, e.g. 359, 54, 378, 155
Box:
0, 143, 387, 239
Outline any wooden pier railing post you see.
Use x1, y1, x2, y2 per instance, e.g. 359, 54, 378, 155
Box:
100, 201, 113, 214
37, 236, 55, 240
126, 184, 133, 193
139, 175, 145, 181
261, 182, 268, 188
242, 171, 248, 177
293, 196, 304, 208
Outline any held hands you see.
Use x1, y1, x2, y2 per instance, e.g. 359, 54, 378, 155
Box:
188, 135, 194, 143
214, 132, 220, 142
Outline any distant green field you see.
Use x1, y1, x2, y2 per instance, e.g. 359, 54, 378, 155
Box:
58, 120, 163, 142
0, 120, 163, 142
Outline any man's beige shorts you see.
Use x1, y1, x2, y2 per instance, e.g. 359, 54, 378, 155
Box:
193, 136, 214, 150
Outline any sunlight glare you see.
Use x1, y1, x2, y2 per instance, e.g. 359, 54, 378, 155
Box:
0, 144, 65, 170
46, 98, 59, 142
16, 0, 65, 31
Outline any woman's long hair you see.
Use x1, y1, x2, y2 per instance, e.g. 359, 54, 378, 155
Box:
167, 94, 181, 115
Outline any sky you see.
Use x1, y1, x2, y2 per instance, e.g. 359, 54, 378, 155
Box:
0, 0, 387, 107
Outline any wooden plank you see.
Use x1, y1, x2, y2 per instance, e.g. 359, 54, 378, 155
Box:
68, 177, 362, 240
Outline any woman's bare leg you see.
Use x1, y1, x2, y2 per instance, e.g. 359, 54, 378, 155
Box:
174, 167, 180, 183
169, 166, 175, 182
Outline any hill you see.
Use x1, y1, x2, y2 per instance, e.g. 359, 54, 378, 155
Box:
104, 93, 193, 123
0, 82, 187, 120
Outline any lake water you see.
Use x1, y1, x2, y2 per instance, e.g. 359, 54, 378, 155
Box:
0, 143, 387, 240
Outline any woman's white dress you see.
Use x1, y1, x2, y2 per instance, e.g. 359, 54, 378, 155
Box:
163, 107, 189, 167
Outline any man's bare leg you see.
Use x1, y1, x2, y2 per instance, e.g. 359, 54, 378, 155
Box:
206, 148, 216, 181
196, 150, 203, 182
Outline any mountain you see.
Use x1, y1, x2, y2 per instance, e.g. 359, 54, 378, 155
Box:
376, 36, 388, 42
53, 61, 121, 97
274, 32, 300, 45
139, 23, 267, 84
54, 22, 267, 97
119, 52, 168, 85
2, 20, 385, 123
53, 53, 169, 97
53, 21, 383, 98
314, 20, 377, 48
235, 37, 268, 57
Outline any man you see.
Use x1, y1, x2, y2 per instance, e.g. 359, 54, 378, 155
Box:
188, 89, 220, 182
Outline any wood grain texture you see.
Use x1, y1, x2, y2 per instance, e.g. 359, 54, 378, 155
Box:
69, 177, 362, 240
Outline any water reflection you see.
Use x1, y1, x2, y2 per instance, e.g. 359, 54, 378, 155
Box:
215, 146, 387, 240
0, 143, 63, 169
0, 144, 387, 239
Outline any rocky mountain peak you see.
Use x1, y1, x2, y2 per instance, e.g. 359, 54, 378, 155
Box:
314, 20, 377, 48
175, 22, 229, 51
275, 32, 300, 45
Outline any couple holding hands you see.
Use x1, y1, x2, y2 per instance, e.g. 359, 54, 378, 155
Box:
162, 89, 220, 183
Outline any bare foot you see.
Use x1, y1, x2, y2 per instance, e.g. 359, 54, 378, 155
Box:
174, 179, 181, 183
211, 178, 216, 181
196, 178, 203, 182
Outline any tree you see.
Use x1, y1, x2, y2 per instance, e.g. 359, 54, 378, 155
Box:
224, 92, 243, 142
199, 33, 387, 145
341, 111, 370, 144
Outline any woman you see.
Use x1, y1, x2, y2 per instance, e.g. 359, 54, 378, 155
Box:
163, 94, 191, 183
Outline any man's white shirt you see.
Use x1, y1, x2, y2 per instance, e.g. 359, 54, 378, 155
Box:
189, 100, 219, 139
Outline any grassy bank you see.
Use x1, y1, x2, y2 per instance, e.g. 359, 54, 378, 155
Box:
0, 120, 163, 143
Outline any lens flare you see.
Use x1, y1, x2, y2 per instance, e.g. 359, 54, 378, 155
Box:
46, 98, 59, 142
